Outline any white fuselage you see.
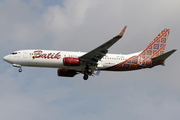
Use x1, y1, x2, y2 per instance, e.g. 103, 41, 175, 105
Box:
3, 50, 141, 71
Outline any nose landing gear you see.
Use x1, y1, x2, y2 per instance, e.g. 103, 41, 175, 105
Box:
19, 68, 22, 72
13, 64, 22, 73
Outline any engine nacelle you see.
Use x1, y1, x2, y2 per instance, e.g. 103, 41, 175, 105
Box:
63, 57, 80, 66
57, 68, 77, 77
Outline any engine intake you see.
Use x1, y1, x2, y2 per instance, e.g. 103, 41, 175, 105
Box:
57, 68, 77, 77
63, 57, 80, 66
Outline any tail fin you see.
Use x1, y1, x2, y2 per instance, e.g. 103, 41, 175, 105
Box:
139, 28, 170, 59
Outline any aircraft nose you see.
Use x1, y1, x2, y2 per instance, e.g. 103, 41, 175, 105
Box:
3, 55, 14, 64
3, 55, 9, 62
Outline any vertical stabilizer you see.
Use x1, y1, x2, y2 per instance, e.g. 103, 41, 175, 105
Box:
139, 28, 170, 59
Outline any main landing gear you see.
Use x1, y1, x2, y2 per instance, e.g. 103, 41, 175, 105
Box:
83, 66, 93, 80
83, 74, 88, 80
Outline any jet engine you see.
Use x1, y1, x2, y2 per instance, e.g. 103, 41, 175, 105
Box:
63, 57, 80, 66
57, 68, 77, 77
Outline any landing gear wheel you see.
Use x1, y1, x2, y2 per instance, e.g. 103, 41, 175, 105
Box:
19, 68, 22, 72
83, 74, 88, 80
87, 68, 92, 74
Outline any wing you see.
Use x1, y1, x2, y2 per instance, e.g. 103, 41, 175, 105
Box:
79, 26, 127, 65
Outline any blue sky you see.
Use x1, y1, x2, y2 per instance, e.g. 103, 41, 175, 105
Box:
0, 0, 180, 120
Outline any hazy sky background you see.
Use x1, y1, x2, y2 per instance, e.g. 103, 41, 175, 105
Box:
0, 0, 180, 120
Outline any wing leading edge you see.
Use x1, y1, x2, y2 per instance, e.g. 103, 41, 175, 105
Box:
80, 26, 127, 65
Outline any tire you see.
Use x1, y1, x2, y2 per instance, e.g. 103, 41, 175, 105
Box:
87, 68, 92, 74
83, 74, 88, 80
19, 69, 22, 72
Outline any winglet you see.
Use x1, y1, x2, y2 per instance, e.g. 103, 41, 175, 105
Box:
119, 26, 127, 37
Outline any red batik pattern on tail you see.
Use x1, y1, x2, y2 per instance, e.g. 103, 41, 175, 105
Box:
139, 28, 170, 59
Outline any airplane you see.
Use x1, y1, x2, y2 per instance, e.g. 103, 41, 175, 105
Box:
3, 26, 177, 80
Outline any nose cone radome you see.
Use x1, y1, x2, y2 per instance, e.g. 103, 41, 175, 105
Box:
3, 56, 7, 61
3, 55, 10, 63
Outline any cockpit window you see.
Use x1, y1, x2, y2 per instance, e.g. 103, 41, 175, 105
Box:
11, 52, 17, 55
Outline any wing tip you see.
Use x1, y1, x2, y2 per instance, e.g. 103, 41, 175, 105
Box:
118, 26, 127, 37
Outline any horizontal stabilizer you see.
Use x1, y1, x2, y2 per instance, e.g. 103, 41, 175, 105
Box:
151, 49, 177, 61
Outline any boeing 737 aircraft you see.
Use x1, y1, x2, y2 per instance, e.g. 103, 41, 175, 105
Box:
3, 26, 176, 80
